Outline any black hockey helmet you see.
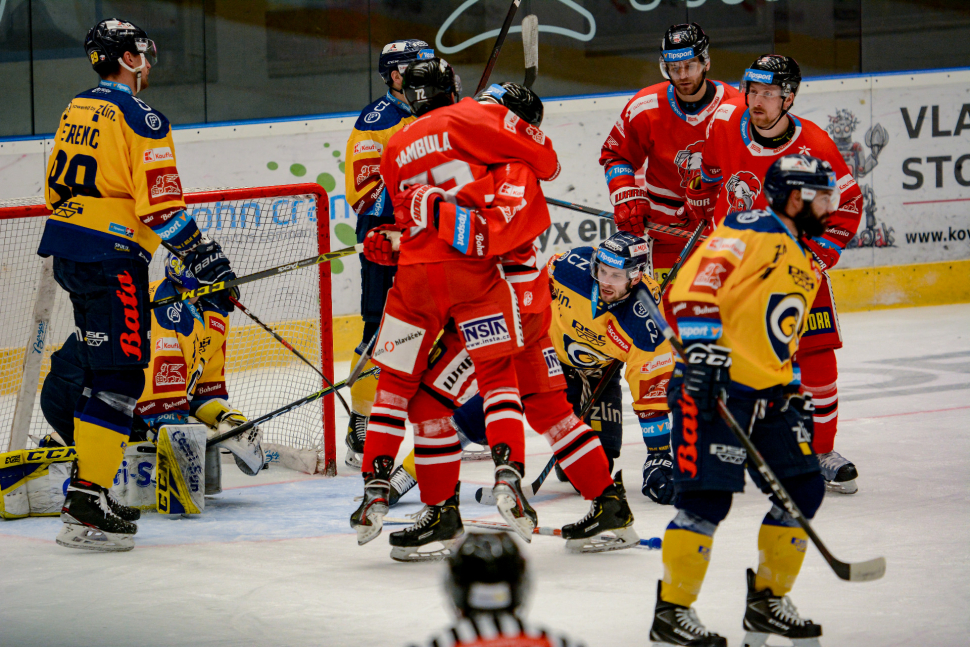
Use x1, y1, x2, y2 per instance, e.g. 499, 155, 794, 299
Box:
764, 154, 838, 214
85, 18, 156, 77
740, 54, 801, 98
477, 82, 543, 126
378, 39, 434, 87
659, 22, 710, 79
592, 231, 651, 287
446, 532, 530, 616
403, 57, 461, 117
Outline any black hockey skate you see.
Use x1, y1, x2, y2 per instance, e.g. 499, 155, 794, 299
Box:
349, 455, 394, 546
817, 451, 858, 494
561, 471, 639, 553
388, 464, 418, 506
742, 569, 822, 647
344, 412, 368, 469
389, 484, 464, 562
57, 477, 137, 552
650, 582, 727, 647
490, 443, 537, 543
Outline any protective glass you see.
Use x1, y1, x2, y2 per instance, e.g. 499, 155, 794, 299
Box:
591, 259, 641, 287
800, 187, 839, 211
135, 38, 157, 65
662, 59, 705, 79
744, 87, 783, 100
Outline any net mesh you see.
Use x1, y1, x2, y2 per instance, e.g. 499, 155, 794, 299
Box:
0, 187, 332, 455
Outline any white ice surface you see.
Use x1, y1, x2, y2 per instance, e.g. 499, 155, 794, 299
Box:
1, 304, 968, 647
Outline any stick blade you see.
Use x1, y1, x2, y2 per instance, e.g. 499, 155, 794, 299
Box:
522, 14, 539, 88
848, 556, 886, 582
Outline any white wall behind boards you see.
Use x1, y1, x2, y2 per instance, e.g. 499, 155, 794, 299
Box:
2, 68, 968, 317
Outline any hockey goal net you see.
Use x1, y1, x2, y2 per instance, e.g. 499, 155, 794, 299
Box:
0, 184, 337, 474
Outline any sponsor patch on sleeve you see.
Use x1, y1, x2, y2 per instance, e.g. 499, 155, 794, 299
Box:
372, 314, 427, 374
638, 375, 669, 405
640, 352, 673, 374
706, 237, 746, 260
714, 104, 737, 122
207, 315, 226, 336
145, 167, 183, 205
143, 147, 174, 164
626, 94, 659, 121
152, 357, 187, 393
677, 319, 723, 342
605, 320, 631, 353
690, 257, 736, 295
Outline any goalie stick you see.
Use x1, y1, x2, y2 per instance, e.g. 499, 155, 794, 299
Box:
633, 288, 886, 583
150, 243, 363, 309
475, 219, 708, 505
545, 196, 707, 242
521, 14, 538, 89
475, 0, 521, 95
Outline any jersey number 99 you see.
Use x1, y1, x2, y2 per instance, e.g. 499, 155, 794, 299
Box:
48, 150, 101, 209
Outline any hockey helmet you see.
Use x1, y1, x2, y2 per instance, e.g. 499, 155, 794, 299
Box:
403, 58, 461, 117
477, 82, 543, 127
764, 154, 838, 214
85, 18, 156, 78
592, 231, 651, 288
446, 532, 530, 616
740, 54, 802, 99
378, 39, 434, 87
659, 23, 710, 80
164, 252, 201, 292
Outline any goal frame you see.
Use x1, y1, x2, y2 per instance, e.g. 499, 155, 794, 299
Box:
0, 183, 338, 475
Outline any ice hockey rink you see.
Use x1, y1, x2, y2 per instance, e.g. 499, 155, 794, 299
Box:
1, 303, 967, 647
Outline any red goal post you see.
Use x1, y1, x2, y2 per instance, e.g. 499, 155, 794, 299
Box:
0, 184, 338, 475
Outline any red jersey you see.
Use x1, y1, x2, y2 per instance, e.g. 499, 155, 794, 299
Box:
381, 98, 559, 267
599, 80, 740, 246
695, 97, 862, 271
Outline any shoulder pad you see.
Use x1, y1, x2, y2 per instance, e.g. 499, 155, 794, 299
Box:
77, 87, 170, 139
612, 283, 666, 350
551, 247, 596, 292
354, 97, 411, 131
723, 209, 788, 234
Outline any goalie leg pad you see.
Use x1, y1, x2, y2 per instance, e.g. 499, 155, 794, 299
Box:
0, 446, 76, 519
156, 424, 207, 516
195, 398, 264, 476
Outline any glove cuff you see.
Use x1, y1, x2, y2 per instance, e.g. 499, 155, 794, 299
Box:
610, 186, 648, 207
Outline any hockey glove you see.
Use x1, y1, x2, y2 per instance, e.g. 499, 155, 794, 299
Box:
642, 452, 674, 505
610, 186, 649, 237
183, 237, 238, 311
363, 224, 404, 266
682, 343, 732, 423
684, 176, 719, 222
783, 391, 815, 433
399, 184, 447, 229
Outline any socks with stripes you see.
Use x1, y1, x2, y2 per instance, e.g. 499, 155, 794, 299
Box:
541, 414, 613, 500
798, 349, 839, 454
413, 417, 463, 505
481, 388, 525, 464
361, 390, 409, 473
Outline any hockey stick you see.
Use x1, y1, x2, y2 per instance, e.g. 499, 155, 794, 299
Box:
346, 329, 378, 388
633, 289, 886, 583
521, 14, 539, 89
150, 244, 362, 309
228, 296, 351, 417
475, 0, 521, 95
384, 517, 662, 549
205, 367, 380, 448
545, 196, 706, 242
659, 219, 707, 293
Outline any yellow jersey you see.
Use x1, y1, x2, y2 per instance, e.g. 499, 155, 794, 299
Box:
547, 247, 674, 416
669, 209, 822, 391
39, 80, 189, 263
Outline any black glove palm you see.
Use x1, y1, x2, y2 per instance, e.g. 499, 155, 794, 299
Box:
682, 342, 732, 422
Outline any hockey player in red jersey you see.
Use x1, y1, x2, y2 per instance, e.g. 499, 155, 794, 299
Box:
600, 23, 740, 284
349, 59, 562, 555
686, 54, 862, 493
364, 83, 639, 559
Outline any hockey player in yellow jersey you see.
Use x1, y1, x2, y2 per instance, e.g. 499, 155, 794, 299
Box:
649, 155, 835, 647
39, 19, 236, 551
546, 232, 676, 502
343, 39, 434, 469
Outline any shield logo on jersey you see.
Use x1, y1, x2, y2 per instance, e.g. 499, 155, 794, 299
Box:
725, 171, 762, 213
674, 140, 706, 188
764, 292, 808, 363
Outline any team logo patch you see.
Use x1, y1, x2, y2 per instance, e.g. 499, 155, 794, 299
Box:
563, 334, 610, 368
373, 314, 427, 373
459, 314, 511, 351
153, 357, 187, 393
543, 347, 564, 377
764, 292, 808, 363
690, 258, 735, 295
674, 140, 705, 188
145, 113, 162, 131
725, 171, 762, 213
639, 376, 669, 405
146, 167, 183, 205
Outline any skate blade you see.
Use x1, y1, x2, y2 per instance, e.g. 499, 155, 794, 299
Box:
566, 526, 640, 554
824, 479, 857, 494
389, 537, 462, 563
56, 523, 135, 552
743, 632, 821, 647
344, 448, 362, 469
355, 505, 388, 546
461, 446, 491, 462
493, 490, 535, 543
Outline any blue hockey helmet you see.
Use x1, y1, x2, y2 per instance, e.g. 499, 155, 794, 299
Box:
592, 231, 651, 287
764, 154, 838, 213
164, 252, 201, 291
378, 39, 434, 86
